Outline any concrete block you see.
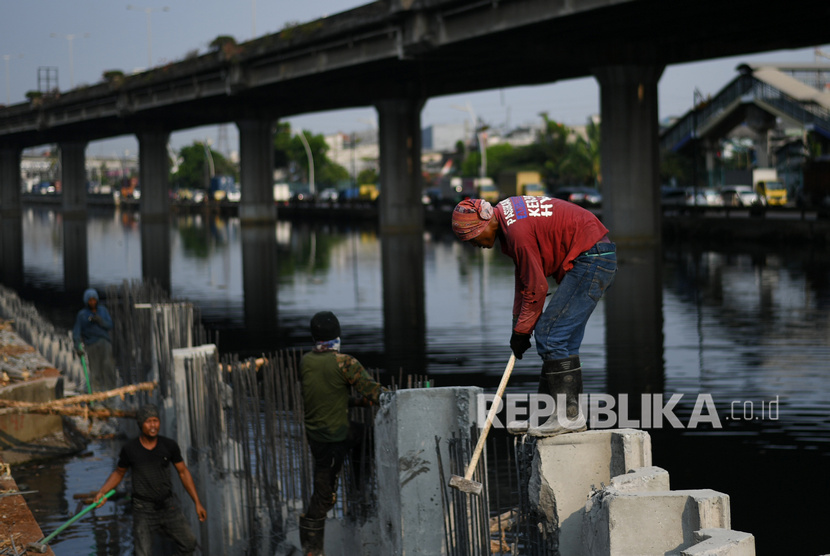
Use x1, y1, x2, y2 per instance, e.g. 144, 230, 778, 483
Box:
529, 428, 652, 555
375, 386, 481, 556
681, 528, 755, 555
583, 488, 731, 556
610, 466, 670, 492
0, 377, 63, 445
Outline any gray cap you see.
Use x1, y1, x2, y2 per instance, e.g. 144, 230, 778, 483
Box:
136, 404, 159, 425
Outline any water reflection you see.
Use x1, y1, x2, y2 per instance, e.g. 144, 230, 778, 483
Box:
2, 207, 830, 554
0, 213, 23, 288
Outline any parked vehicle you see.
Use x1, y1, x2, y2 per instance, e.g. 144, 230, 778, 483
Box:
476, 180, 500, 203
756, 180, 788, 206
290, 188, 315, 202
553, 186, 602, 207
498, 171, 544, 197
273, 182, 291, 203
319, 188, 339, 202
752, 168, 787, 206
719, 185, 765, 207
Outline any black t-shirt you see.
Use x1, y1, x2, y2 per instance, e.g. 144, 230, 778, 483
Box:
117, 435, 183, 502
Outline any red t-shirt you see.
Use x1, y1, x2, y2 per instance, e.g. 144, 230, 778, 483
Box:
495, 196, 609, 334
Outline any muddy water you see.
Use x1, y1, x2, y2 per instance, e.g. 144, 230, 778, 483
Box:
4, 207, 830, 555
13, 438, 131, 554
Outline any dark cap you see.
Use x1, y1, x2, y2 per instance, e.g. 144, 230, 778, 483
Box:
136, 404, 159, 425
310, 311, 341, 342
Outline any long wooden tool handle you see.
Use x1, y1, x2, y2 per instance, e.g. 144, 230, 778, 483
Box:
463, 354, 516, 481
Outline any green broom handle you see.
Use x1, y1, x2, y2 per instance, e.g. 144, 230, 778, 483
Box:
38, 489, 115, 545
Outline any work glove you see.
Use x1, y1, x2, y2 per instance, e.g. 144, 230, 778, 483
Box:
75, 344, 85, 356
510, 331, 532, 360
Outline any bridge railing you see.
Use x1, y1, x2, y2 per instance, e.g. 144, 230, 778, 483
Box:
661, 71, 830, 152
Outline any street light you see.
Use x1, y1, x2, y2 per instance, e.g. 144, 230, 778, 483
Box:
50, 33, 89, 89
127, 5, 170, 68
451, 102, 487, 178
298, 130, 315, 195
2, 53, 23, 105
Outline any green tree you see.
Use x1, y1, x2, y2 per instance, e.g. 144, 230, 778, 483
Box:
172, 142, 236, 190
357, 168, 378, 185
272, 125, 350, 186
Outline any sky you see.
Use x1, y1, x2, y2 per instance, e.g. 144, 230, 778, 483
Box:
2, 0, 829, 157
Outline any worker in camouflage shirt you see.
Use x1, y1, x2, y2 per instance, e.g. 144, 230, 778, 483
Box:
298, 311, 383, 555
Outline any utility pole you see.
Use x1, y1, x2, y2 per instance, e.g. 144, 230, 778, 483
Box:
50, 33, 89, 89
127, 5, 170, 68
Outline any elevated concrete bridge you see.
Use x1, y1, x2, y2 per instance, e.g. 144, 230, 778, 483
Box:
1, 0, 829, 287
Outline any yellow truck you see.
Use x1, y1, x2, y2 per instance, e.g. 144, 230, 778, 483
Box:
753, 168, 787, 206
498, 171, 546, 198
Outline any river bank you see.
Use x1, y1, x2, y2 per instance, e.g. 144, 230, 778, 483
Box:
0, 319, 90, 466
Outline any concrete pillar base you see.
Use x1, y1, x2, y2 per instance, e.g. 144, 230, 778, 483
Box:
682, 528, 756, 556
375, 386, 482, 556
530, 429, 652, 553
583, 488, 731, 555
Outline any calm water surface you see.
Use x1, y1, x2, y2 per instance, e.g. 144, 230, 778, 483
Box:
4, 207, 830, 555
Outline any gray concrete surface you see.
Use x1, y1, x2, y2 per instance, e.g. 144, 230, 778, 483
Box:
529, 429, 652, 554
375, 386, 481, 556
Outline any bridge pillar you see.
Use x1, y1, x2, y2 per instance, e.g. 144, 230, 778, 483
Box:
237, 119, 275, 224
138, 130, 171, 219
376, 97, 425, 233
141, 220, 171, 293
63, 216, 89, 294
594, 65, 664, 245
376, 97, 427, 376
0, 213, 23, 288
60, 141, 88, 217
0, 147, 21, 212
241, 224, 278, 347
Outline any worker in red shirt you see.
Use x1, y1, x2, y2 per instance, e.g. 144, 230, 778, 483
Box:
452, 196, 616, 436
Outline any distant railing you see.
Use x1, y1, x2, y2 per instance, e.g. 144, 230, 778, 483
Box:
661, 73, 830, 151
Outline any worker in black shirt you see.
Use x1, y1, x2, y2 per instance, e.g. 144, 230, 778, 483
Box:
94, 404, 207, 555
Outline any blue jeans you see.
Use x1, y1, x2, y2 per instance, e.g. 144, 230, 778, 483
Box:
534, 241, 617, 360
133, 495, 197, 556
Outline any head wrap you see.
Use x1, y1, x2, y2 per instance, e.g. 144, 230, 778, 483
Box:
136, 404, 159, 425
310, 311, 341, 342
451, 199, 494, 241
83, 288, 99, 304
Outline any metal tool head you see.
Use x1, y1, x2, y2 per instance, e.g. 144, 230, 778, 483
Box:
449, 474, 482, 495
27, 541, 49, 553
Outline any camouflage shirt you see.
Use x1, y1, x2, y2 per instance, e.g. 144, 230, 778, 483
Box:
300, 350, 381, 443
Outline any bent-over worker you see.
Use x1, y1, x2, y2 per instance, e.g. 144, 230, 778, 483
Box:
452, 196, 617, 437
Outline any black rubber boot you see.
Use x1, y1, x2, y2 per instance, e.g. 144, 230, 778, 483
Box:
299, 515, 326, 556
528, 355, 587, 437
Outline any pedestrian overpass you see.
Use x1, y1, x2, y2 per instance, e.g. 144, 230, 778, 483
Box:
661, 63, 830, 155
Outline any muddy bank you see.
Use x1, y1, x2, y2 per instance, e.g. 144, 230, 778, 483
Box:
0, 319, 91, 466
0, 454, 56, 555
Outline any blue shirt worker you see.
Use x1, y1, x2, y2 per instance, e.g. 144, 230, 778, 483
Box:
72, 288, 117, 393
94, 404, 207, 556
